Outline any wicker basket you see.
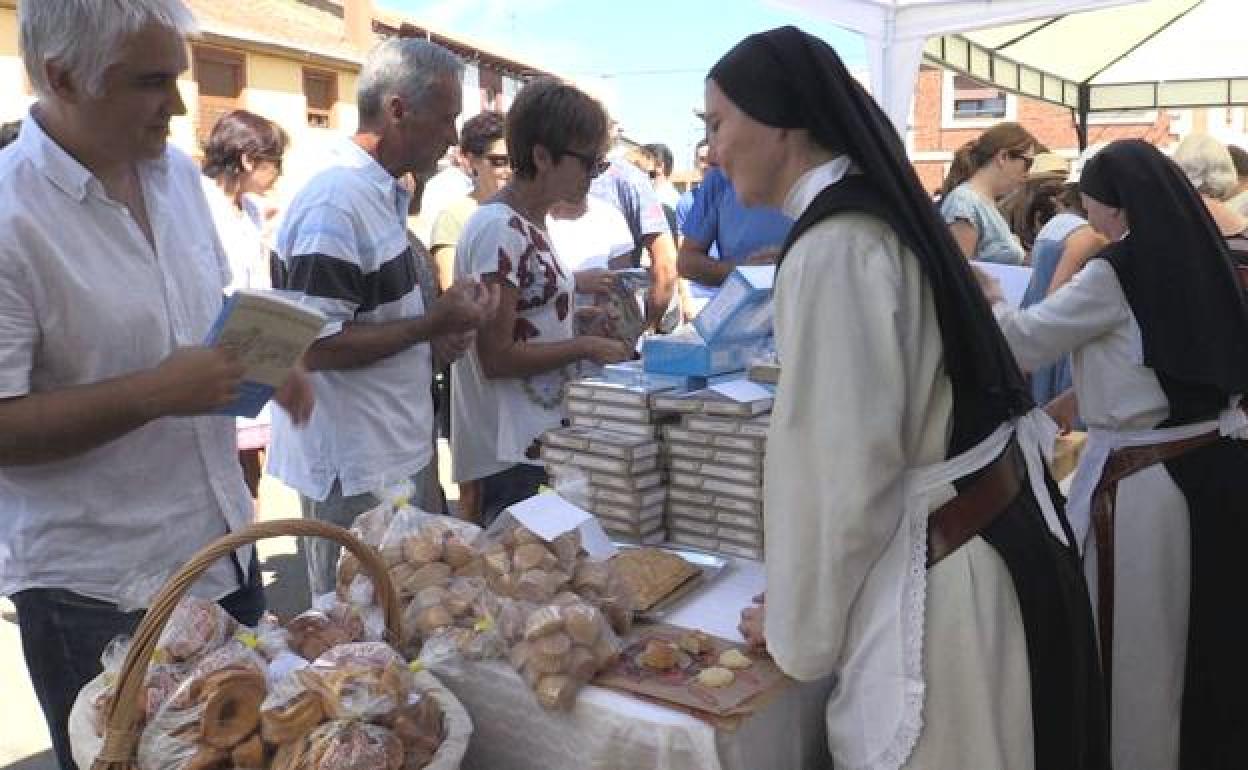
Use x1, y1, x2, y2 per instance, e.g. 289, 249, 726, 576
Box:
90, 519, 402, 770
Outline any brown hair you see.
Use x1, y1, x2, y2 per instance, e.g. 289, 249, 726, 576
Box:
201, 110, 289, 182
506, 78, 609, 180
940, 121, 1039, 196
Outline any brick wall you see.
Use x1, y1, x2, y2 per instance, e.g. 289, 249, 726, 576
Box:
909, 64, 1179, 194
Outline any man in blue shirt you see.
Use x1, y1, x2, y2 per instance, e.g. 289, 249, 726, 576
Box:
678, 165, 792, 302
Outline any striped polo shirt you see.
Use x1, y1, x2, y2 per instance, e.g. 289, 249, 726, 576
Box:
267, 139, 434, 501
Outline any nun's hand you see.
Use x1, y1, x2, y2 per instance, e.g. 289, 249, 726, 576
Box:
971, 264, 1005, 305
1044, 389, 1079, 434
738, 593, 767, 651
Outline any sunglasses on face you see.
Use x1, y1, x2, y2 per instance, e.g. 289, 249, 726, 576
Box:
1008, 151, 1035, 171
483, 154, 510, 169
562, 149, 610, 178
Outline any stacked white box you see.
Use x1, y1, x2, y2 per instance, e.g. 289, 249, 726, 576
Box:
542, 378, 686, 543
660, 395, 771, 560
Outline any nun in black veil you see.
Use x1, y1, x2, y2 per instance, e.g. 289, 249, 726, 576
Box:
718, 26, 1108, 770
989, 138, 1248, 770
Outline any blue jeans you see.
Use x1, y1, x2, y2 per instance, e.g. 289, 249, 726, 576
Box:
479, 463, 548, 528
12, 557, 265, 770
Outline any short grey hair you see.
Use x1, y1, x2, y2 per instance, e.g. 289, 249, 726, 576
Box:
357, 38, 464, 125
1173, 133, 1239, 200
20, 0, 197, 101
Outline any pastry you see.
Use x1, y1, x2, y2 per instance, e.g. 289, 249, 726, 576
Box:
639, 640, 678, 671
534, 631, 572, 658
198, 669, 265, 748
261, 691, 325, 745
413, 605, 454, 636
534, 674, 578, 710
230, 733, 266, 768
513, 543, 553, 572
562, 605, 602, 646
443, 540, 477, 569
550, 530, 582, 566
567, 646, 598, 681
678, 630, 713, 655
695, 666, 735, 688
571, 561, 610, 594
185, 745, 229, 770
402, 534, 444, 565
405, 563, 452, 594
718, 648, 753, 670
609, 548, 699, 612
523, 606, 565, 640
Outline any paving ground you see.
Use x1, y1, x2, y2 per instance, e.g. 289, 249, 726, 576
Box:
0, 441, 457, 770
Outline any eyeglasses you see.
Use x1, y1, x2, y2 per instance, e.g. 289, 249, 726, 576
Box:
484, 153, 510, 169
647, 170, 658, 180
562, 149, 611, 178
1008, 151, 1035, 171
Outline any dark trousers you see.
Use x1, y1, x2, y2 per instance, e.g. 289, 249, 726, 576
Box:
479, 463, 548, 528
12, 557, 265, 770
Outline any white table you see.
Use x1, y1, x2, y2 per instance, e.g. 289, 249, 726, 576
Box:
437, 558, 835, 770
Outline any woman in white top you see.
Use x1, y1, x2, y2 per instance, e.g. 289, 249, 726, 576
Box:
986, 139, 1248, 770
200, 109, 289, 502
451, 79, 633, 525
939, 122, 1038, 265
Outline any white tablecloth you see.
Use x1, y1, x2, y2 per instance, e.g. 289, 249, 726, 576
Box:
437, 558, 835, 770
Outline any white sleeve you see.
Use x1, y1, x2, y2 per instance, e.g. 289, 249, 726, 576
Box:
763, 220, 909, 681
993, 258, 1130, 371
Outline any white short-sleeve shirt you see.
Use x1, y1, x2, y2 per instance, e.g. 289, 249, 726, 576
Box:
0, 112, 254, 603
267, 139, 434, 500
451, 203, 577, 483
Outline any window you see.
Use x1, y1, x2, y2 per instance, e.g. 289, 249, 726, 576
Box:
952, 75, 1007, 120
193, 47, 245, 144
303, 69, 337, 129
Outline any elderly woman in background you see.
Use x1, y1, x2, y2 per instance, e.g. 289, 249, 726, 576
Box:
985, 139, 1248, 770
714, 26, 1106, 770
939, 121, 1040, 264
451, 79, 633, 525
200, 109, 289, 503
1172, 133, 1248, 265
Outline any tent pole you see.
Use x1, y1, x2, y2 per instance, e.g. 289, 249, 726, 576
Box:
1076, 83, 1091, 152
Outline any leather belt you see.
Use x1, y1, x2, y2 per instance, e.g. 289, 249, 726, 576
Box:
1090, 425, 1224, 715
927, 439, 1024, 568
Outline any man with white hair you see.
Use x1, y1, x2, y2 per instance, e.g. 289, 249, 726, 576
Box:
0, 2, 314, 767
268, 37, 499, 598
1172, 133, 1248, 262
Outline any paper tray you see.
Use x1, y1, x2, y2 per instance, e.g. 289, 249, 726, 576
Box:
612, 542, 729, 621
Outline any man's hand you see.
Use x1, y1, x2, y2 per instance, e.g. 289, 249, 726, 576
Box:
738, 593, 767, 651
144, 347, 245, 418
275, 362, 315, 425
575, 268, 617, 296
744, 246, 781, 266
432, 330, 475, 366
578, 336, 633, 365
429, 279, 501, 336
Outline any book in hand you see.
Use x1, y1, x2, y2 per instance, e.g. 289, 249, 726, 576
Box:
204, 289, 327, 418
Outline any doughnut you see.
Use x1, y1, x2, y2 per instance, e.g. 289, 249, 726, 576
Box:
199, 670, 265, 748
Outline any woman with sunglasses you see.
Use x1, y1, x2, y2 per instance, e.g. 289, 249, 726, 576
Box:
431, 110, 511, 292
939, 121, 1040, 264
451, 78, 633, 526
199, 109, 289, 505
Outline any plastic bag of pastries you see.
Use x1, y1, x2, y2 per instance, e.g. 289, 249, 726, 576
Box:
135, 639, 270, 770
89, 635, 189, 739
366, 510, 484, 603
154, 596, 238, 665
505, 595, 623, 711
285, 597, 388, 662
400, 577, 507, 660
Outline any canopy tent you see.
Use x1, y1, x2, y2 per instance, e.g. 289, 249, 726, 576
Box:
929, 0, 1248, 147
777, 0, 1145, 133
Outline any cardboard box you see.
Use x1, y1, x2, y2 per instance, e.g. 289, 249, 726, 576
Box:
693, 265, 775, 344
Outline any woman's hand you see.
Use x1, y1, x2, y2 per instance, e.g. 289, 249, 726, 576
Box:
578, 336, 633, 365
575, 268, 617, 296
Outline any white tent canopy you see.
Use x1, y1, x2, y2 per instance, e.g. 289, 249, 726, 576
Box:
778, 0, 1145, 131
930, 0, 1248, 144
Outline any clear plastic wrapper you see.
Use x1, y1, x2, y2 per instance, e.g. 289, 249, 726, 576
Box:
284, 601, 376, 662
154, 596, 238, 664
400, 576, 505, 662
89, 636, 189, 739
506, 598, 624, 711
136, 639, 269, 770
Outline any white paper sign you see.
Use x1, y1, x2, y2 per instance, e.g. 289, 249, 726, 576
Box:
506, 492, 618, 559
978, 262, 1033, 308
710, 379, 774, 403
